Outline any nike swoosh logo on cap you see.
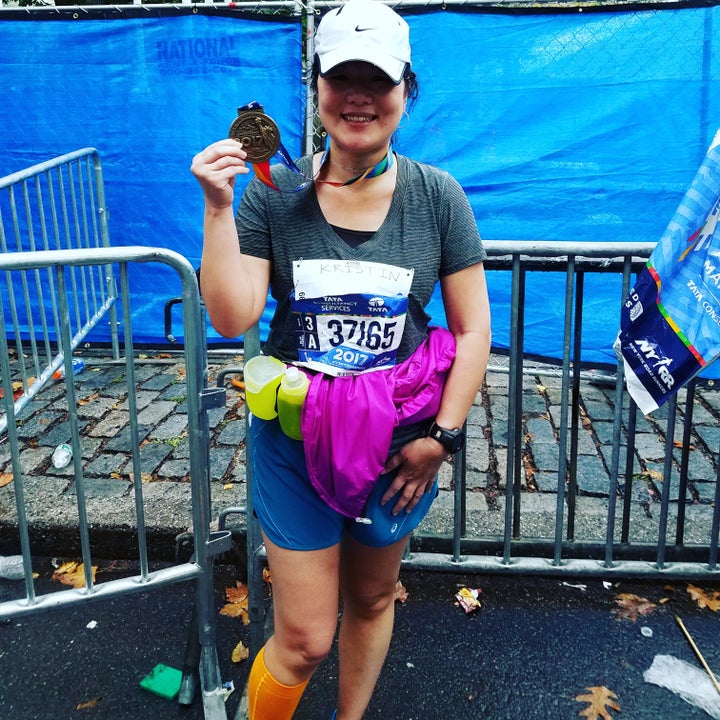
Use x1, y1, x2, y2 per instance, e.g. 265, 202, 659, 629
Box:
355, 25, 376, 32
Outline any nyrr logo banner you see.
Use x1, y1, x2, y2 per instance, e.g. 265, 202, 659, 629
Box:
615, 129, 720, 415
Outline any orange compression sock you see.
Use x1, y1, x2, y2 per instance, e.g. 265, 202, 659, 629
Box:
247, 645, 310, 720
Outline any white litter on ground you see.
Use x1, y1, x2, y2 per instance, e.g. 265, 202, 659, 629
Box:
644, 654, 720, 719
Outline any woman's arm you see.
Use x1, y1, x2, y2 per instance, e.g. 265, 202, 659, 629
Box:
434, 261, 492, 430
381, 262, 491, 515
191, 139, 271, 338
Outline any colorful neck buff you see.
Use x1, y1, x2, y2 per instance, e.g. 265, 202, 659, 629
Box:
235, 102, 394, 193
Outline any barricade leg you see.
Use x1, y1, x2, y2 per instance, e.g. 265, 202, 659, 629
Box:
179, 605, 201, 705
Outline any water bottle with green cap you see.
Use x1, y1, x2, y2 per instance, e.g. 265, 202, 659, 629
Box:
277, 366, 309, 440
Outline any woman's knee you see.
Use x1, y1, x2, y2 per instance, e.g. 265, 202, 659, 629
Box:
341, 580, 397, 620
339, 534, 407, 620
274, 620, 337, 669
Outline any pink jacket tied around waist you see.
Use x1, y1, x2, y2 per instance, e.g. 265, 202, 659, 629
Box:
300, 326, 456, 519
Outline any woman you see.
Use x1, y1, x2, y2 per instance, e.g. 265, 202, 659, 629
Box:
191, 1, 491, 718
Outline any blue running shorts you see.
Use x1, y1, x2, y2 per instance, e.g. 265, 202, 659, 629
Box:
248, 415, 438, 550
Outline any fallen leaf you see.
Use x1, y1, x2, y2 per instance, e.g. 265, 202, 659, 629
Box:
225, 581, 249, 603
231, 640, 250, 663
220, 581, 249, 623
77, 696, 102, 710
127, 470, 154, 484
52, 561, 96, 588
0, 473, 13, 488
78, 392, 100, 406
220, 597, 250, 617
154, 353, 173, 359
575, 686, 620, 719
673, 440, 694, 450
0, 380, 27, 401
612, 593, 656, 621
394, 580, 409, 604
687, 584, 720, 612
220, 604, 249, 623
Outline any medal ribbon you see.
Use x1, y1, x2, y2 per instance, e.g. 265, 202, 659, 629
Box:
241, 101, 394, 192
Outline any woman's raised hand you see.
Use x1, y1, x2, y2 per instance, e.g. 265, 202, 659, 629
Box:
190, 139, 250, 210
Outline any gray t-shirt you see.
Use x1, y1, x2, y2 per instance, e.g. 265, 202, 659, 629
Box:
235, 153, 486, 364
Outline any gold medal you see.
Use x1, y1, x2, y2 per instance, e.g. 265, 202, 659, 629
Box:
228, 106, 280, 163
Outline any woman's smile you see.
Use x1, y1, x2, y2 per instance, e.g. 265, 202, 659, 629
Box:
342, 112, 377, 123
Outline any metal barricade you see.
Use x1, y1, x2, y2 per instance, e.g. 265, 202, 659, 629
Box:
0, 246, 230, 720
0, 148, 120, 436
404, 240, 720, 580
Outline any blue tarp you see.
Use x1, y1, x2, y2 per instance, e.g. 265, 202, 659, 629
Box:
1, 6, 719, 365
0, 12, 304, 343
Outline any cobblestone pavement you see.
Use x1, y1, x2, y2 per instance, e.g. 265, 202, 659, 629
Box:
0, 349, 718, 558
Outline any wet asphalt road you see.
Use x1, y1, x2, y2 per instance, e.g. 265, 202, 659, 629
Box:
1, 558, 719, 720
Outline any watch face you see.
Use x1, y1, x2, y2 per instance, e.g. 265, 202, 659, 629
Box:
429, 423, 465, 454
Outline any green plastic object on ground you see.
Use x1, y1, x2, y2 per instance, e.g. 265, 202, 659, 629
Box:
139, 663, 183, 700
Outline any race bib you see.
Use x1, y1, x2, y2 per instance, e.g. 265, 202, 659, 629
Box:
291, 259, 414, 376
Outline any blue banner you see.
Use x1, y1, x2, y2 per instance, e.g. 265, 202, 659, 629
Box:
0, 13, 303, 343
616, 131, 720, 412
397, 7, 719, 366
1, 8, 719, 366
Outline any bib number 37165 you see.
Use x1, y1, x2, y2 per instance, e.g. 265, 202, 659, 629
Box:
290, 259, 414, 376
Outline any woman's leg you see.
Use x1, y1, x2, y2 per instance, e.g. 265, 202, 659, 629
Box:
335, 534, 408, 720
249, 532, 341, 720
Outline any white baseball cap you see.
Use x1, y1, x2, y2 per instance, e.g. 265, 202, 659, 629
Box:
314, 0, 411, 85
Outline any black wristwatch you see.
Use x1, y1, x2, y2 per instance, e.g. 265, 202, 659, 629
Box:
426, 421, 466, 454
